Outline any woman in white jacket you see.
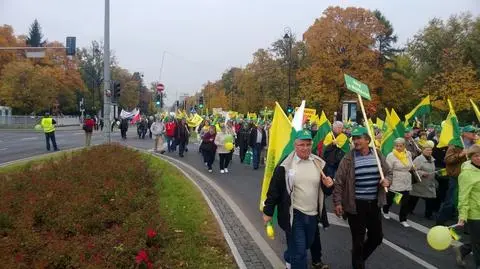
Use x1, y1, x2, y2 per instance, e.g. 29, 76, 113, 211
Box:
383, 137, 414, 227
215, 124, 232, 174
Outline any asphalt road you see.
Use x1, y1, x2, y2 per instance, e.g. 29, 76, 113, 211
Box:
0, 128, 471, 269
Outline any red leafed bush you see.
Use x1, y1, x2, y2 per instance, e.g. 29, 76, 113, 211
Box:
0, 144, 164, 268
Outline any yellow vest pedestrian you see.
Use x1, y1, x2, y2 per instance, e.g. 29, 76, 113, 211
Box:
41, 118, 55, 133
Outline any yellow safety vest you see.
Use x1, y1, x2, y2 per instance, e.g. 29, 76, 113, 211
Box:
41, 118, 55, 133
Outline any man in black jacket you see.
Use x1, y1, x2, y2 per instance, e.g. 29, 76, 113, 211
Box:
249, 122, 267, 169
237, 121, 250, 163
262, 129, 334, 269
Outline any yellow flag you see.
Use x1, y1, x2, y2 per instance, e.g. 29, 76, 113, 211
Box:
471, 99, 480, 122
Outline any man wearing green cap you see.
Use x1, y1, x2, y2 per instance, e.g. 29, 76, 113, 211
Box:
333, 126, 392, 269
263, 129, 333, 269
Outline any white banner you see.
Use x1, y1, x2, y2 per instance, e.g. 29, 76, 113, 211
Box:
120, 108, 139, 119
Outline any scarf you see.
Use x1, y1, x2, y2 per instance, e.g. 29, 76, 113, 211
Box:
393, 149, 409, 166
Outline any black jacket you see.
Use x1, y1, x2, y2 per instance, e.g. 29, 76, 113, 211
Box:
323, 143, 345, 167
263, 154, 332, 233
248, 128, 267, 148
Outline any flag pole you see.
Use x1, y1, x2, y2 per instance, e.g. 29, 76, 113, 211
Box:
357, 94, 388, 192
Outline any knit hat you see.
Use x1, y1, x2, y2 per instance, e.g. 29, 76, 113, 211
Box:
467, 144, 480, 159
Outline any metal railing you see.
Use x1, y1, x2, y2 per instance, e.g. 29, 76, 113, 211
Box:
0, 115, 81, 129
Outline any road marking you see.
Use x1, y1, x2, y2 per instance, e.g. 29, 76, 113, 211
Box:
388, 212, 461, 247
329, 213, 438, 269
0, 148, 8, 151
20, 137, 38, 141
73, 132, 84, 135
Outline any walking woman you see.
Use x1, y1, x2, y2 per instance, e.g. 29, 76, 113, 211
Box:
455, 144, 480, 268
383, 137, 414, 227
215, 123, 234, 173
200, 125, 217, 173
408, 140, 437, 219
83, 115, 95, 147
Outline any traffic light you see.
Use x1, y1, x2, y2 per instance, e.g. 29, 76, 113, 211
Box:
113, 81, 121, 101
286, 104, 294, 114
155, 94, 161, 107
199, 96, 204, 109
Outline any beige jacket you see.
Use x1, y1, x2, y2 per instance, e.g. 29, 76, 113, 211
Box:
386, 151, 413, 192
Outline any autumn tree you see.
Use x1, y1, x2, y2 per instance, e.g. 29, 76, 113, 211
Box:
0, 25, 25, 78
26, 19, 46, 47
299, 6, 387, 117
408, 13, 480, 112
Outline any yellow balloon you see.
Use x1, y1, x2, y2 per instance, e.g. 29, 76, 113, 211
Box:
224, 142, 234, 151
427, 226, 452, 251
266, 223, 275, 240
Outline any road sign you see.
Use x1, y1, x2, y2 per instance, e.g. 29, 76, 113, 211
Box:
344, 74, 371, 100
156, 83, 164, 92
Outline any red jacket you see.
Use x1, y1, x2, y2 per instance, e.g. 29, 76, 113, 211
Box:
165, 122, 176, 137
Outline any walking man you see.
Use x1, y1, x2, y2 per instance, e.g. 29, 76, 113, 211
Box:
40, 112, 59, 151
263, 129, 333, 269
175, 118, 189, 157
82, 115, 95, 147
249, 122, 267, 170
150, 117, 166, 154
333, 127, 392, 269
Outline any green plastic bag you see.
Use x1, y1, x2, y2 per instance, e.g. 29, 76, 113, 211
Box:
245, 149, 252, 165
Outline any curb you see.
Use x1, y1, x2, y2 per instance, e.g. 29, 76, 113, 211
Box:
154, 152, 283, 269
0, 147, 84, 167
150, 152, 248, 269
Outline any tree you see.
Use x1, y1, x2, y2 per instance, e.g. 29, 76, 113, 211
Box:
0, 25, 25, 77
299, 6, 387, 116
119, 80, 140, 110
26, 19, 46, 47
373, 10, 401, 64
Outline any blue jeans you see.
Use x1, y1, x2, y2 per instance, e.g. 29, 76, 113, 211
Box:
436, 176, 458, 225
252, 143, 262, 169
166, 136, 174, 152
45, 132, 58, 151
284, 209, 318, 269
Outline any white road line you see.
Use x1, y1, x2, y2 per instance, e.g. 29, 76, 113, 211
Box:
20, 137, 38, 141
329, 213, 438, 269
388, 212, 461, 247
0, 148, 8, 151
73, 132, 84, 135
383, 239, 438, 269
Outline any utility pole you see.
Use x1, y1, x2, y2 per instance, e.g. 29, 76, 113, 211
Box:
103, 0, 111, 143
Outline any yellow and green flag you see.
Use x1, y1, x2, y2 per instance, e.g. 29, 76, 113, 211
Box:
324, 132, 350, 153
405, 95, 431, 123
389, 108, 405, 138
438, 99, 463, 148
393, 192, 403, 205
312, 111, 331, 152
376, 117, 385, 131
260, 101, 305, 211
471, 99, 480, 122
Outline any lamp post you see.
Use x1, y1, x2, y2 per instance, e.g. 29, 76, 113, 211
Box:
283, 28, 293, 108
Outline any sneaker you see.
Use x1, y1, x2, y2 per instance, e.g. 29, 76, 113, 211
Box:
400, 221, 410, 228
224, 168, 229, 173
383, 213, 390, 220
220, 169, 225, 174
208, 169, 213, 173
454, 246, 467, 267
286, 262, 291, 269
312, 261, 329, 269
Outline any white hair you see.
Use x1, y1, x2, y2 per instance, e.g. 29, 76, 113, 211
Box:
394, 137, 406, 145
333, 121, 344, 129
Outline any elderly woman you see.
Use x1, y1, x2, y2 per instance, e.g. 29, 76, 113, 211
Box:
383, 137, 414, 227
407, 140, 437, 219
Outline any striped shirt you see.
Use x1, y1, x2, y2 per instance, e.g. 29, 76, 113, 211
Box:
354, 149, 380, 200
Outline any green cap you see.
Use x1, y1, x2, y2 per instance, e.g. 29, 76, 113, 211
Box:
462, 125, 476, 133
351, 126, 369, 137
295, 129, 312, 140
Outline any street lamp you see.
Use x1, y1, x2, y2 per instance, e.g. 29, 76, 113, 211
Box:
283, 28, 293, 109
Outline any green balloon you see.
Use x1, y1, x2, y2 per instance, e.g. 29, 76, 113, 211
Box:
224, 134, 234, 143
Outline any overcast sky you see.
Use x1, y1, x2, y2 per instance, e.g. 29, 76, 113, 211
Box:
1, 0, 478, 105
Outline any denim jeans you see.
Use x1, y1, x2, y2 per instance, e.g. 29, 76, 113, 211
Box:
45, 132, 58, 151
436, 176, 458, 225
166, 136, 174, 152
284, 209, 318, 269
252, 143, 262, 169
